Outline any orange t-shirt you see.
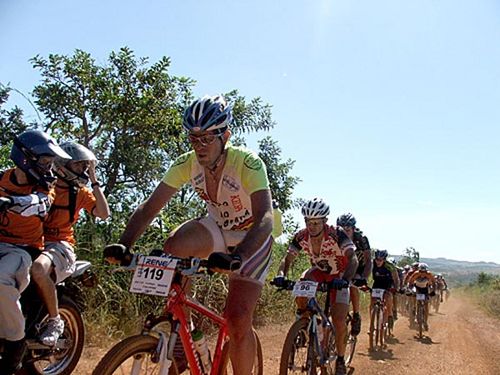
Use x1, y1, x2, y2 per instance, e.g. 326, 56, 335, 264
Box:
0, 168, 55, 249
43, 185, 96, 245
408, 271, 436, 288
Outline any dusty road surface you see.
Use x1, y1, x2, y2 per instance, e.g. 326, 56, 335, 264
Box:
77, 294, 500, 374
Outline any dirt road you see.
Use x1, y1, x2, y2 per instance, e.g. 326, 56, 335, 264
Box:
77, 294, 500, 374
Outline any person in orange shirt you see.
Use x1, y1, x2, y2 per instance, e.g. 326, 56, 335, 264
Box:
0, 130, 69, 375
407, 263, 436, 331
31, 142, 110, 346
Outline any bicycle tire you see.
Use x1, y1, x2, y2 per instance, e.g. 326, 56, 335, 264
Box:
417, 303, 424, 338
377, 305, 385, 348
369, 305, 377, 351
219, 329, 263, 375
92, 334, 180, 375
344, 333, 356, 366
27, 296, 85, 375
279, 318, 318, 375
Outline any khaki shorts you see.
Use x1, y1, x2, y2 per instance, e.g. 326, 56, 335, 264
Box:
0, 243, 33, 340
198, 216, 273, 285
43, 241, 77, 283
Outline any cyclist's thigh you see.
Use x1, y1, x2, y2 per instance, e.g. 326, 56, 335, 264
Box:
332, 300, 349, 325
164, 217, 220, 257
231, 235, 273, 285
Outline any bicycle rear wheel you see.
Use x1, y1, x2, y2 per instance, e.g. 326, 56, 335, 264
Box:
219, 329, 263, 375
92, 335, 180, 375
279, 318, 318, 375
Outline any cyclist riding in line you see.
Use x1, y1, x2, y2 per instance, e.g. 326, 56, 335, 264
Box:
388, 256, 404, 321
435, 273, 448, 303
370, 250, 400, 333
407, 263, 436, 331
104, 95, 273, 375
31, 142, 110, 346
274, 198, 358, 375
0, 130, 70, 375
336, 213, 371, 337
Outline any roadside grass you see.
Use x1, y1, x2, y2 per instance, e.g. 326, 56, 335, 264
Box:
461, 273, 500, 319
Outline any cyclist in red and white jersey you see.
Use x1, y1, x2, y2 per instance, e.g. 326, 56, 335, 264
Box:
274, 198, 358, 375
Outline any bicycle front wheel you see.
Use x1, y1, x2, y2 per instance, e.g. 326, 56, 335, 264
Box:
280, 318, 318, 375
92, 335, 180, 375
219, 329, 263, 375
417, 303, 424, 338
344, 333, 356, 366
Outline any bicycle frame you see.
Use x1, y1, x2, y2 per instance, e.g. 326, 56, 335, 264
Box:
163, 282, 229, 375
305, 296, 335, 367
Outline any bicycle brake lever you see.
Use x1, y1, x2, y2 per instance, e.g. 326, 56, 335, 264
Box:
181, 257, 201, 277
110, 254, 140, 273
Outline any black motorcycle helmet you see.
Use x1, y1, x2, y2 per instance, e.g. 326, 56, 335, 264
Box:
10, 130, 70, 189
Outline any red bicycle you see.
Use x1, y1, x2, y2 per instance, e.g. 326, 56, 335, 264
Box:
93, 254, 263, 375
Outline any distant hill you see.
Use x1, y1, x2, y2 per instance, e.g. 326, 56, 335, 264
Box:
393, 256, 500, 286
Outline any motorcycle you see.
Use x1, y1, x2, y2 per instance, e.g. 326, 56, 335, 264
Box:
0, 260, 96, 375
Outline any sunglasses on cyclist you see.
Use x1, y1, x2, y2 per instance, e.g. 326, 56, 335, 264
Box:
188, 133, 222, 147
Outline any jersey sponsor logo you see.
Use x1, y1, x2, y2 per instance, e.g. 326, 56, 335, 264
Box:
193, 172, 204, 185
222, 175, 239, 192
243, 154, 262, 171
221, 209, 251, 229
230, 195, 243, 212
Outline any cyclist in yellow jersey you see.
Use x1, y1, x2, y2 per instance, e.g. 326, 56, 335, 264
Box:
104, 95, 273, 375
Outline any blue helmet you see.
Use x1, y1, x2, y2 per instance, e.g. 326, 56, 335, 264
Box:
336, 213, 357, 228
183, 95, 232, 134
10, 130, 70, 189
375, 250, 388, 260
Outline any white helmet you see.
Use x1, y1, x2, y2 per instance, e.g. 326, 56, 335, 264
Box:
418, 263, 429, 271
301, 198, 330, 219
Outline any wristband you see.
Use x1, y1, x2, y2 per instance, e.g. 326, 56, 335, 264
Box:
91, 182, 100, 188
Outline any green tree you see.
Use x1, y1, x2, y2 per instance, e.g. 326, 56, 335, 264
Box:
29, 48, 299, 237
0, 84, 30, 169
398, 246, 420, 267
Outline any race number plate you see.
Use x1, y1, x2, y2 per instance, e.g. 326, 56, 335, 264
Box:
292, 280, 318, 298
416, 293, 426, 301
130, 255, 178, 296
371, 288, 385, 299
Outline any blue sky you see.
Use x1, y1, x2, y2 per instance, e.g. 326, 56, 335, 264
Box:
1, 0, 499, 263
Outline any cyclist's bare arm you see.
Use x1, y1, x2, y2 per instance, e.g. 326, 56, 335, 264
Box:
343, 247, 359, 281
362, 249, 372, 279
232, 189, 273, 261
391, 269, 400, 290
119, 182, 178, 248
277, 252, 297, 277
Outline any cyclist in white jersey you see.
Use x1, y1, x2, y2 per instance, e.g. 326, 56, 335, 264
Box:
104, 95, 273, 375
